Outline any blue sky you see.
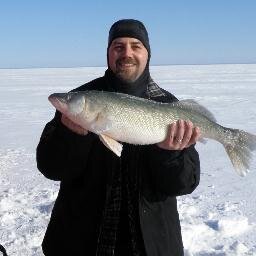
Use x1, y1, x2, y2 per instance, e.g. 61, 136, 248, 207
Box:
1, 0, 256, 68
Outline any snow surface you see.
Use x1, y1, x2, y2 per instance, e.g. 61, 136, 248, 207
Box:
0, 64, 256, 256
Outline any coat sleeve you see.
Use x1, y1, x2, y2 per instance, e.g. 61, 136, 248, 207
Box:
142, 90, 200, 197
144, 144, 200, 197
36, 111, 96, 181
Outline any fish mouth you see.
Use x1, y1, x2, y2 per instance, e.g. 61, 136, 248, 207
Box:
48, 93, 68, 114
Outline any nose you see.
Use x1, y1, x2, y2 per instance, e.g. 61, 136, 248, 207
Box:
122, 45, 133, 57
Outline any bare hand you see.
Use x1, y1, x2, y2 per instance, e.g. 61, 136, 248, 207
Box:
61, 115, 88, 135
157, 120, 201, 150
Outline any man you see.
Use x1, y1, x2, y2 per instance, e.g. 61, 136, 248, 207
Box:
37, 19, 201, 256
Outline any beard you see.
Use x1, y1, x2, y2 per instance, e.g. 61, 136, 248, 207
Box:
115, 57, 141, 83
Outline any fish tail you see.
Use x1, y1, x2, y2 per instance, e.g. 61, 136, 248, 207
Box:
223, 128, 256, 176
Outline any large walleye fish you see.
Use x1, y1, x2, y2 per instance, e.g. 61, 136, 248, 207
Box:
48, 90, 256, 176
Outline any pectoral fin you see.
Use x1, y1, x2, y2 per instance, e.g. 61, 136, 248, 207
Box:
99, 134, 123, 157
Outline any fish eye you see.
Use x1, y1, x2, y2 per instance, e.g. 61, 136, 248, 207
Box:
67, 94, 72, 101
69, 94, 85, 115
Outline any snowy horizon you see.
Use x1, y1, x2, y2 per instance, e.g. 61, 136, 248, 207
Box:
1, 62, 256, 70
0, 64, 256, 255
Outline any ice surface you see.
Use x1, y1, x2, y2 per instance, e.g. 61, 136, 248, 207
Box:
0, 64, 256, 255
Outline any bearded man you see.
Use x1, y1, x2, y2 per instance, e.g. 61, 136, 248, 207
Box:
37, 19, 201, 256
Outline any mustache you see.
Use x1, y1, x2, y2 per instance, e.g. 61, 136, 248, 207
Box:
116, 57, 137, 65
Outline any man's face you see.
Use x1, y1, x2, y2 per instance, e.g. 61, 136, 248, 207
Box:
108, 37, 148, 83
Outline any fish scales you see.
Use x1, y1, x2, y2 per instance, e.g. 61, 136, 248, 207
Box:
86, 91, 178, 144
48, 90, 256, 176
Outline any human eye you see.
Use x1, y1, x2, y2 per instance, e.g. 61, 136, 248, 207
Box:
132, 43, 143, 50
114, 44, 124, 51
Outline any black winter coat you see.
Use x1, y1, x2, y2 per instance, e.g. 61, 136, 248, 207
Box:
36, 75, 200, 256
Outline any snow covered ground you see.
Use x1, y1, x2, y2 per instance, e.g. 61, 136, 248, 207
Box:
0, 64, 256, 255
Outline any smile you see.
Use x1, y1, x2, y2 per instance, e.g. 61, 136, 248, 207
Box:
118, 63, 135, 68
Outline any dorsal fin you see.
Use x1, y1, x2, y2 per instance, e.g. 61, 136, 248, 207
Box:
171, 99, 217, 122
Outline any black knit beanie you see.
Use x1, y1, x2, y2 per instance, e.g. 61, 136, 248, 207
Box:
108, 19, 151, 56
